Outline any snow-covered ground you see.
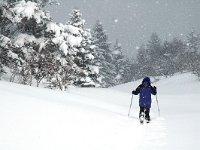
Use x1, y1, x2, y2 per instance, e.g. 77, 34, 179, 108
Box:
0, 73, 200, 150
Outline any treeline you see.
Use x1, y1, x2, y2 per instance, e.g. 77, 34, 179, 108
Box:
0, 0, 200, 90
0, 0, 132, 89
132, 32, 200, 79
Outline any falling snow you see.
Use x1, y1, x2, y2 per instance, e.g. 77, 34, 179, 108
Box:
114, 19, 118, 23
47, 0, 200, 57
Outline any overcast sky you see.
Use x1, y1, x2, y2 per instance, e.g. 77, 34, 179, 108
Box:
48, 0, 200, 57
1, 0, 200, 57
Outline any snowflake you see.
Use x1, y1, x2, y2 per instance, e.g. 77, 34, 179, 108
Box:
136, 46, 140, 50
114, 19, 118, 23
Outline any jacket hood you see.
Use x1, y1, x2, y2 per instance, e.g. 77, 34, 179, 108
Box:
142, 77, 151, 84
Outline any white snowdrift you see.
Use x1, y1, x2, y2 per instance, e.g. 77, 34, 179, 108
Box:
0, 73, 199, 150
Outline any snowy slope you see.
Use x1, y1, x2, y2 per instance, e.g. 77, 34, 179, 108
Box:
0, 73, 200, 150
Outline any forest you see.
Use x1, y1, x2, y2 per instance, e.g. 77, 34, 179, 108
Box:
0, 0, 200, 90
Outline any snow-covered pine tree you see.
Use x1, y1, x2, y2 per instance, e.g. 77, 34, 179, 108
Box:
0, 0, 72, 89
0, 0, 53, 85
6, 0, 58, 7
146, 32, 163, 76
186, 30, 200, 53
192, 54, 200, 78
162, 39, 186, 76
161, 41, 176, 76
66, 9, 100, 87
0, 35, 13, 78
92, 20, 116, 87
112, 40, 132, 84
185, 31, 200, 73
112, 40, 123, 84
135, 44, 154, 78
0, 1, 27, 81
186, 31, 200, 77
43, 22, 76, 90
124, 58, 134, 82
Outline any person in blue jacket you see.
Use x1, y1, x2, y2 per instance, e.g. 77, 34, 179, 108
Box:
132, 77, 157, 121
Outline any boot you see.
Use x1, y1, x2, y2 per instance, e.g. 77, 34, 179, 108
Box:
145, 109, 150, 121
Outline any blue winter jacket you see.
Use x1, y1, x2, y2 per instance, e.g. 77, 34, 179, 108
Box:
132, 77, 157, 109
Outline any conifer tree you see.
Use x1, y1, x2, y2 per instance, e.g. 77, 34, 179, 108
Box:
66, 9, 100, 87
146, 32, 162, 76
136, 44, 154, 78
185, 31, 200, 72
184, 31, 200, 76
0, 35, 12, 77
6, 0, 58, 7
112, 40, 132, 84
92, 20, 115, 87
0, 0, 71, 88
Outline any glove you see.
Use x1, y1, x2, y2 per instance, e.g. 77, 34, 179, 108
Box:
132, 91, 136, 95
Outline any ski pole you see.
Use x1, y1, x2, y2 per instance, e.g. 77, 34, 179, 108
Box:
128, 94, 133, 116
155, 94, 161, 117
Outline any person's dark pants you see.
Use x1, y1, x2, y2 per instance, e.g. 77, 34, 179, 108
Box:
139, 107, 150, 120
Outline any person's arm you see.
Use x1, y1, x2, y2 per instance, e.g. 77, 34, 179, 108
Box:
151, 86, 157, 95
132, 85, 141, 95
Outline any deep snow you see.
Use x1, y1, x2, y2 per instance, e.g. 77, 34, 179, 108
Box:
0, 73, 200, 150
